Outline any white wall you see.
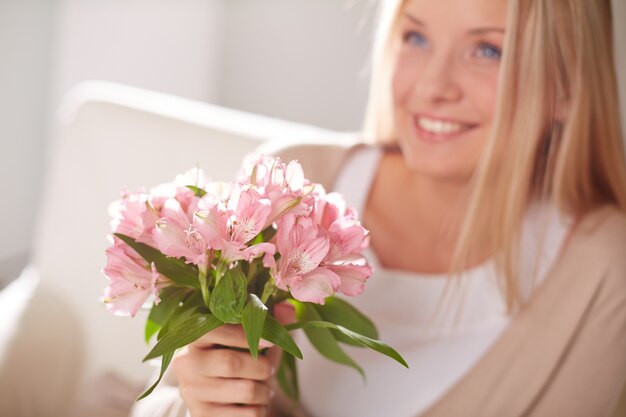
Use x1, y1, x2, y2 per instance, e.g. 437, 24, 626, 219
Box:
52, 0, 224, 106
220, 0, 375, 131
0, 1, 58, 283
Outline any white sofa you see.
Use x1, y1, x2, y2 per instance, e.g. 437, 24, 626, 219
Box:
0, 81, 349, 416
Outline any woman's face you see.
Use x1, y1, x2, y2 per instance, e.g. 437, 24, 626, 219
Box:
392, 0, 508, 182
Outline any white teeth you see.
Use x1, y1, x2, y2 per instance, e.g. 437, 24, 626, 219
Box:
416, 117, 467, 134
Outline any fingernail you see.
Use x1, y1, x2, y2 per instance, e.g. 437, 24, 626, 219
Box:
270, 366, 277, 376
270, 388, 276, 398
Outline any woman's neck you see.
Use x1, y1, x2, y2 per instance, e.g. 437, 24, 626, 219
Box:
364, 149, 476, 273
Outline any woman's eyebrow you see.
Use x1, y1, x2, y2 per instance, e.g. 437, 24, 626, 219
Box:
403, 13, 425, 26
467, 27, 505, 35
403, 14, 504, 36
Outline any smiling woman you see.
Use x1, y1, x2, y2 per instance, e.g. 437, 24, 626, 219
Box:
131, 0, 626, 416
392, 0, 505, 183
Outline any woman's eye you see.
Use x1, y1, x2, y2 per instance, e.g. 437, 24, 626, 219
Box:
402, 31, 428, 48
475, 42, 502, 60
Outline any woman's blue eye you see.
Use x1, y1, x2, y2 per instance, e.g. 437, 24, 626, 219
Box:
476, 42, 502, 60
403, 31, 428, 48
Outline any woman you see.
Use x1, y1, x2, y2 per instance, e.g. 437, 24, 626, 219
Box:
131, 0, 626, 416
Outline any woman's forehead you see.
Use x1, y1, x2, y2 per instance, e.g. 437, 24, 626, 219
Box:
401, 0, 508, 29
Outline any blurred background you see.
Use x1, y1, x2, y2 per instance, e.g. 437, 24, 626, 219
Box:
0, 0, 378, 285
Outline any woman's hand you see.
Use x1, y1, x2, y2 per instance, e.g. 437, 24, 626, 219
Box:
171, 303, 295, 417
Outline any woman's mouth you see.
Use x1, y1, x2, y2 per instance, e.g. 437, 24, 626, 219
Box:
413, 115, 477, 141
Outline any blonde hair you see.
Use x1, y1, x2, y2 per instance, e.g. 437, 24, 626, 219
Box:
363, 0, 626, 312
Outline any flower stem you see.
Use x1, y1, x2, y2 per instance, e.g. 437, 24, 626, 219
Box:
199, 263, 210, 309
246, 259, 258, 284
261, 278, 276, 304
214, 260, 226, 286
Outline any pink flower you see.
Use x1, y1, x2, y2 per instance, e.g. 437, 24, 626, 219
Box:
109, 182, 200, 249
239, 155, 308, 225
239, 155, 305, 193
312, 191, 356, 229
312, 192, 372, 297
195, 187, 275, 263
325, 217, 369, 263
109, 191, 157, 247
152, 197, 209, 266
272, 214, 340, 304
193, 194, 229, 248
227, 187, 272, 244
326, 263, 372, 297
102, 240, 164, 317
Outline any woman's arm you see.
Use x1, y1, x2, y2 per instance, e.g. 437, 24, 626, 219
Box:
529, 209, 626, 416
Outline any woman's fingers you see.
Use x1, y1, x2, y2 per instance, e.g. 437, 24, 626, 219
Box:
191, 324, 274, 350
172, 313, 295, 417
186, 403, 268, 417
181, 377, 273, 405
175, 347, 274, 381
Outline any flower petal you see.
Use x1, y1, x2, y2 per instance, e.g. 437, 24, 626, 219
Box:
325, 264, 372, 297
289, 267, 340, 304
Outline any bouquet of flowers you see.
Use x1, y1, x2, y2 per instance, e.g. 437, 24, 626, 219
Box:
102, 154, 407, 401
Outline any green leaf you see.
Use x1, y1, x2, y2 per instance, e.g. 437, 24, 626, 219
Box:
295, 304, 364, 378
157, 298, 201, 341
114, 233, 200, 289
241, 294, 268, 359
287, 320, 408, 369
145, 286, 191, 343
186, 185, 207, 197
144, 310, 223, 361
277, 352, 299, 401
312, 297, 378, 346
144, 320, 160, 345
261, 315, 302, 359
209, 266, 248, 324
136, 350, 174, 401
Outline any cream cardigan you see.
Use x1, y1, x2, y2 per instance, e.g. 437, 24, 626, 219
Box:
131, 138, 626, 417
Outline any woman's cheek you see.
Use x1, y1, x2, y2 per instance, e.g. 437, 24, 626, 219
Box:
392, 54, 420, 105
467, 69, 501, 121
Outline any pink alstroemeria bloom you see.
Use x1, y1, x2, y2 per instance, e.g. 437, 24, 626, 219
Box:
239, 155, 304, 193
239, 155, 308, 225
195, 187, 275, 263
102, 240, 163, 317
109, 181, 199, 249
152, 197, 209, 266
312, 191, 356, 229
325, 263, 372, 297
313, 192, 372, 297
325, 216, 369, 262
109, 190, 157, 247
273, 214, 341, 304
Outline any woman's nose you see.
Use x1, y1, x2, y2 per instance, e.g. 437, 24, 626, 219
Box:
413, 52, 462, 104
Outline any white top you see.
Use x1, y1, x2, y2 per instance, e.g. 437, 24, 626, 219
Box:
296, 146, 570, 417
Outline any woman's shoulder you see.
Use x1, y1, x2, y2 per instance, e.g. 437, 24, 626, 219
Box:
253, 135, 376, 190
563, 205, 626, 290
570, 205, 626, 262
